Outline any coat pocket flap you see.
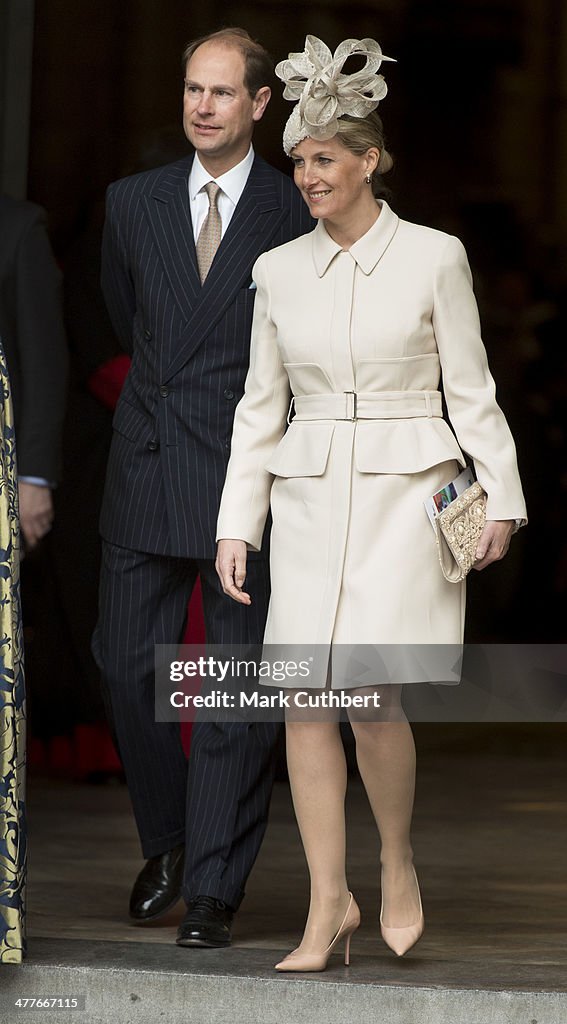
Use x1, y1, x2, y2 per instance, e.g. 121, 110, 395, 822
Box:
354, 420, 466, 474
112, 397, 155, 443
265, 423, 335, 477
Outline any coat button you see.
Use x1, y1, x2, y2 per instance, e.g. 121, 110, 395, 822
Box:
147, 440, 159, 451
144, 328, 152, 340
224, 441, 230, 451
223, 388, 235, 400
159, 385, 169, 397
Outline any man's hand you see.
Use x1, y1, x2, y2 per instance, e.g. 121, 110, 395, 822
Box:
473, 519, 515, 571
215, 539, 251, 604
18, 481, 54, 550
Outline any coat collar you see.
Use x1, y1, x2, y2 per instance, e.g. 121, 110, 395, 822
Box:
312, 199, 399, 277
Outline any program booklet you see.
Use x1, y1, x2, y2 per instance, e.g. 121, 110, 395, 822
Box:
424, 466, 476, 530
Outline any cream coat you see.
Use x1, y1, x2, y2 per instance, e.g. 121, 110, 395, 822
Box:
216, 202, 526, 671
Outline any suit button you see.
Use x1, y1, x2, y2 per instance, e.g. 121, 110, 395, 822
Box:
144, 328, 152, 340
224, 441, 230, 451
147, 440, 159, 451
223, 388, 235, 400
159, 385, 169, 397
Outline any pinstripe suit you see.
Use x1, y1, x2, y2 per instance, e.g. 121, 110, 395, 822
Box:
94, 153, 312, 909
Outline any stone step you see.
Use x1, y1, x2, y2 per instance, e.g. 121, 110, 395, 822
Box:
1, 938, 564, 1024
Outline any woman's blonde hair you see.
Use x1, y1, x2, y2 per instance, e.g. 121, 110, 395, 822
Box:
335, 111, 393, 194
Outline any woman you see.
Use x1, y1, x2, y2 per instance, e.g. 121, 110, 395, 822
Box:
215, 35, 526, 971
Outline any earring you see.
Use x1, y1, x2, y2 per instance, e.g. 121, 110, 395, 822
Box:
365, 174, 372, 184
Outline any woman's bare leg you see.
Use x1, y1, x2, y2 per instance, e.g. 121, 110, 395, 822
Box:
284, 719, 352, 952
349, 688, 421, 926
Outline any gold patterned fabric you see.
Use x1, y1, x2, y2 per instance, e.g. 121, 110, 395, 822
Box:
0, 343, 26, 964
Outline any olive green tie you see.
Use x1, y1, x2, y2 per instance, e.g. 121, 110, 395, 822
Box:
196, 182, 222, 283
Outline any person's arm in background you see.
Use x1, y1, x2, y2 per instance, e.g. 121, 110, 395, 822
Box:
14, 205, 68, 549
63, 206, 131, 411
100, 183, 136, 354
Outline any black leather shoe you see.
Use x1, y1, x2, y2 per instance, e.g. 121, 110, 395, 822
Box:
129, 843, 185, 922
176, 896, 234, 947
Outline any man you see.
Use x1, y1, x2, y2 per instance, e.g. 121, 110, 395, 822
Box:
94, 28, 312, 947
0, 195, 68, 546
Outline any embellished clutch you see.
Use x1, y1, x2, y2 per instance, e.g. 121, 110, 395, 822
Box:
434, 481, 487, 583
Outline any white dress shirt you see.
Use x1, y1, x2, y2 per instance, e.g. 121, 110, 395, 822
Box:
188, 146, 255, 240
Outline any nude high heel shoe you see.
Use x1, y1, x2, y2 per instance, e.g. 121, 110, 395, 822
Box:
380, 866, 424, 957
275, 892, 361, 972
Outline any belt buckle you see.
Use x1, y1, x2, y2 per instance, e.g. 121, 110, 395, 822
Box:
343, 390, 357, 421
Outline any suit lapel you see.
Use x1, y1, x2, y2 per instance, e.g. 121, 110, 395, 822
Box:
162, 156, 288, 382
141, 156, 201, 322
201, 158, 281, 293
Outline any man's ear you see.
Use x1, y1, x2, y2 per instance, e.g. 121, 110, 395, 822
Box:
252, 86, 271, 123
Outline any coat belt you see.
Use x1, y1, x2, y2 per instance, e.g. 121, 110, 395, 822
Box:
289, 390, 443, 423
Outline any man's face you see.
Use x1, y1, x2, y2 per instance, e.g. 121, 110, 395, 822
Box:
183, 42, 270, 174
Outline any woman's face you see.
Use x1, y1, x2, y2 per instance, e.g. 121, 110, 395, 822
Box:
291, 135, 378, 222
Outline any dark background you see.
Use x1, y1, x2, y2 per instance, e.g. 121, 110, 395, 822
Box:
28, 1, 566, 247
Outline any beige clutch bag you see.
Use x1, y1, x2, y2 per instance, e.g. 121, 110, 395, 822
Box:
434, 481, 487, 583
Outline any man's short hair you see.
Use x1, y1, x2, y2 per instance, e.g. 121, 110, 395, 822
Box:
182, 27, 274, 99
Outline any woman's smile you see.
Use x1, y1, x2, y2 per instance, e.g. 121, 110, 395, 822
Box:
306, 189, 332, 202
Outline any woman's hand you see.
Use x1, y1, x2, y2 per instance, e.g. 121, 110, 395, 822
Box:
473, 519, 515, 571
215, 539, 251, 604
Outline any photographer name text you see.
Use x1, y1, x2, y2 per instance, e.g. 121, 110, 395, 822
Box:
169, 689, 381, 709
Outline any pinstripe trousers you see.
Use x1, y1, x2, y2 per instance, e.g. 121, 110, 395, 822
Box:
93, 540, 279, 909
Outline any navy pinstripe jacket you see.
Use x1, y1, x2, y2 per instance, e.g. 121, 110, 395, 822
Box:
99, 153, 313, 558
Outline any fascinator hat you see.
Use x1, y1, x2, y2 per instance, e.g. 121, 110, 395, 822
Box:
275, 35, 396, 157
